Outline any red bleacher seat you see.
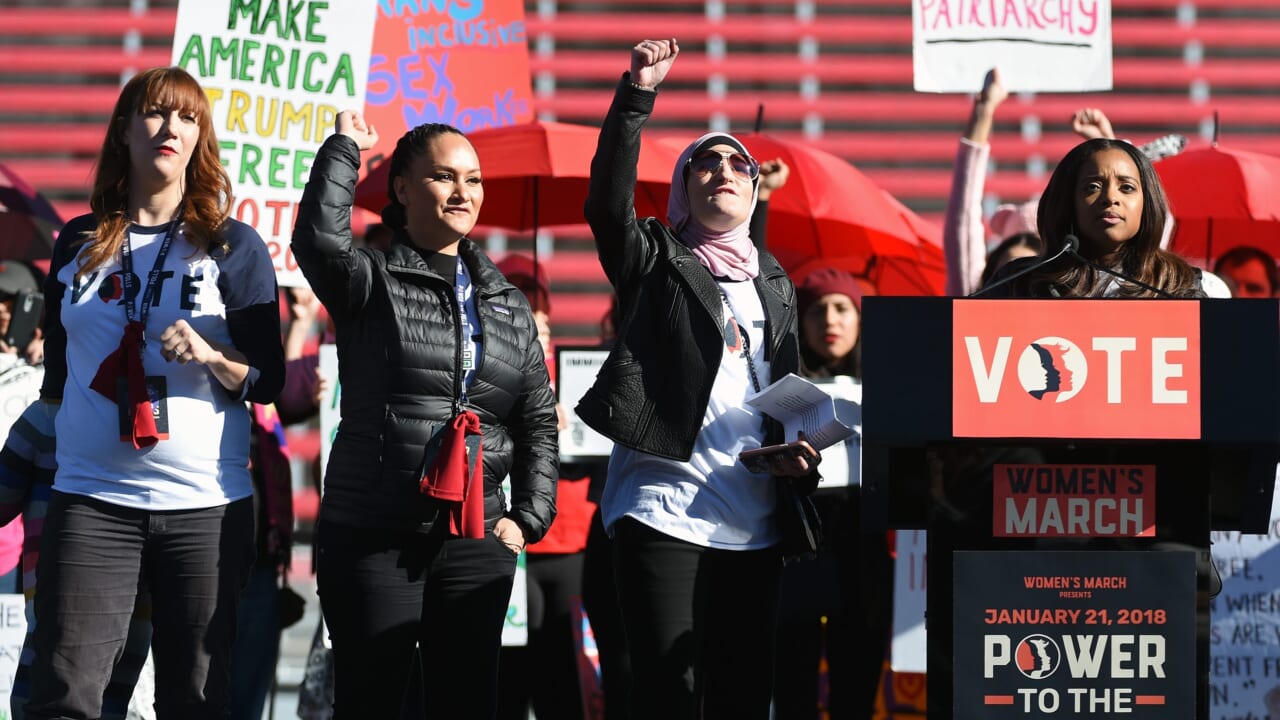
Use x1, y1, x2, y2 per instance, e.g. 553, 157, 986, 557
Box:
6, 0, 1280, 342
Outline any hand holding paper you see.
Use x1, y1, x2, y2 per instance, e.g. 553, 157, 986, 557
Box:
739, 431, 821, 475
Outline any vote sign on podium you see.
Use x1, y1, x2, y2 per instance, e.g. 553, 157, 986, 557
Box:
952, 300, 1201, 440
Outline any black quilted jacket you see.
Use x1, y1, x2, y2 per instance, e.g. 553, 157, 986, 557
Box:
292, 135, 558, 541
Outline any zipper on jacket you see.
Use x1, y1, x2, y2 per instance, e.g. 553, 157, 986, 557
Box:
388, 251, 474, 415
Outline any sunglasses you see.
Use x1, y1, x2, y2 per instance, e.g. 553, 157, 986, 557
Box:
687, 149, 760, 180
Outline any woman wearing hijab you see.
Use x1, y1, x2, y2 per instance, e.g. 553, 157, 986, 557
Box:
578, 39, 818, 719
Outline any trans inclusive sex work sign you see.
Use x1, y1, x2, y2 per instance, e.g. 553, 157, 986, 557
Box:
954, 550, 1195, 718
364, 0, 535, 166
952, 300, 1201, 440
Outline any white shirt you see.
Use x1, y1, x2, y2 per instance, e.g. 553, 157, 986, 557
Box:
602, 279, 778, 549
53, 223, 256, 510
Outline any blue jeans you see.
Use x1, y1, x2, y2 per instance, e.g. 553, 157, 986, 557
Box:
25, 492, 255, 720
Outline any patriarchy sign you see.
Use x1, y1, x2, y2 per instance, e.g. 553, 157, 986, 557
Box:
953, 300, 1201, 440
955, 550, 1195, 718
993, 464, 1156, 538
172, 0, 378, 286
912, 0, 1112, 92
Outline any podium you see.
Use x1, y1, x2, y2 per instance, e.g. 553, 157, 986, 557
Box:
861, 297, 1280, 720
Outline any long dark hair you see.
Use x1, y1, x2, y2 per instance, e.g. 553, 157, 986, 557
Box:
83, 67, 231, 274
1029, 138, 1200, 298
380, 122, 468, 231
980, 232, 1044, 286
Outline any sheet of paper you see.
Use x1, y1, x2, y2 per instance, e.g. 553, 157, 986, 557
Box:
744, 373, 855, 451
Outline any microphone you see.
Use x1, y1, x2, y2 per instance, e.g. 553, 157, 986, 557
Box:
1061, 235, 1175, 299
968, 234, 1079, 298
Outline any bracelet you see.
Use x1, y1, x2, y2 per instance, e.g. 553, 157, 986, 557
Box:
629, 81, 655, 92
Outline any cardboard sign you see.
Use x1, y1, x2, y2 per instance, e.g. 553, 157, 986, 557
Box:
953, 300, 1201, 440
171, 0, 379, 286
912, 0, 1113, 93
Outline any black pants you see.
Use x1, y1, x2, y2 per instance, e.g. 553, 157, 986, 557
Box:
496, 551, 586, 720
316, 518, 517, 719
773, 490, 893, 720
582, 507, 630, 719
26, 492, 255, 720
612, 517, 782, 720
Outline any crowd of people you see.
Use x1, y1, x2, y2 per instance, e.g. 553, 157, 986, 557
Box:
0, 29, 1273, 720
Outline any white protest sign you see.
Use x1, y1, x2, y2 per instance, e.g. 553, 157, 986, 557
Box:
810, 377, 862, 489
1209, 481, 1280, 718
171, 0, 378, 286
502, 540, 529, 647
556, 347, 613, 461
498, 475, 527, 647
891, 529, 928, 673
912, 0, 1112, 93
318, 343, 339, 490
0, 594, 24, 714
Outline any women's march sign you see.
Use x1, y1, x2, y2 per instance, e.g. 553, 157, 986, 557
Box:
363, 0, 534, 174
912, 0, 1112, 92
171, 0, 378, 286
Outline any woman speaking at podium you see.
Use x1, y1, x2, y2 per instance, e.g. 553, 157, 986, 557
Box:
981, 138, 1229, 299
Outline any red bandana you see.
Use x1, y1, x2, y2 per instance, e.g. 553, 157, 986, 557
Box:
89, 320, 160, 449
419, 411, 485, 538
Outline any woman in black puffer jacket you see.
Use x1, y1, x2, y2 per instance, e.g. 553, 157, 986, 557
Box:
292, 110, 558, 720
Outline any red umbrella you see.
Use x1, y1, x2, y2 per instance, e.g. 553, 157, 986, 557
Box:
0, 161, 62, 261
355, 120, 678, 235
1156, 144, 1280, 263
718, 133, 945, 295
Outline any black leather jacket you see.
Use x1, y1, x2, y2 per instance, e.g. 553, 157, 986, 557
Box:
292, 135, 558, 541
576, 77, 802, 461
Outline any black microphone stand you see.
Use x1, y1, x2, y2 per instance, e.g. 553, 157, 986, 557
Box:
968, 235, 1079, 298
1062, 236, 1175, 299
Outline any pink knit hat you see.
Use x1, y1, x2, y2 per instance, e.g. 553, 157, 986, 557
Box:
988, 200, 1039, 242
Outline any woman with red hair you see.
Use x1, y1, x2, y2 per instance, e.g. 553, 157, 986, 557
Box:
27, 67, 284, 719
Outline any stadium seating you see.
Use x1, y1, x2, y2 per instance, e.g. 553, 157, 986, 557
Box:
5, 0, 1280, 338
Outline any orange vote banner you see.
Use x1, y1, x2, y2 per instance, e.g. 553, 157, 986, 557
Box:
952, 300, 1201, 439
363, 0, 535, 170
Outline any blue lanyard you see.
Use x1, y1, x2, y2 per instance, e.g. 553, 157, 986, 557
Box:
455, 255, 472, 408
119, 219, 179, 346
